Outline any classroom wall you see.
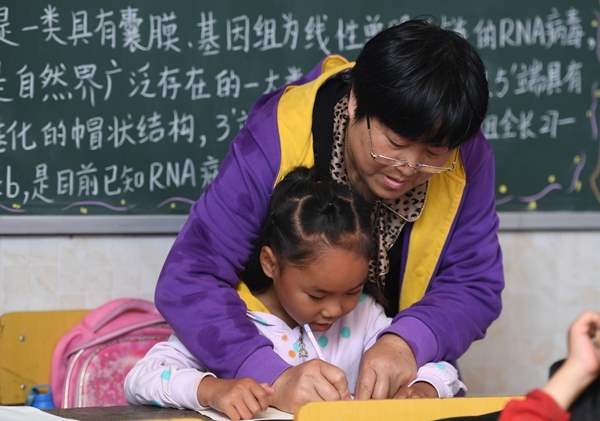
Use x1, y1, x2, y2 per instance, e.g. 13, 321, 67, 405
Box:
1, 232, 599, 396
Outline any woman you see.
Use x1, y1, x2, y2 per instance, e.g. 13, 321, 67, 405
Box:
155, 19, 503, 412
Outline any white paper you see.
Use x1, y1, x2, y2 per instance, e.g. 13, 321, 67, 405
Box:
197, 406, 293, 421
0, 406, 77, 421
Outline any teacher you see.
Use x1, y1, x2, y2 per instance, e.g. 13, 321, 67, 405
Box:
155, 19, 503, 412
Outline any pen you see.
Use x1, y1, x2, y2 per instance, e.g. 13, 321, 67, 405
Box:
303, 324, 326, 361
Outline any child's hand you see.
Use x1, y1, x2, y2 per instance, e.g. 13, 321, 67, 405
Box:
271, 359, 350, 413
542, 310, 600, 410
197, 377, 274, 421
394, 382, 438, 399
565, 310, 600, 384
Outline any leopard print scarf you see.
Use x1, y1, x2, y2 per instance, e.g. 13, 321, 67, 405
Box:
329, 95, 427, 291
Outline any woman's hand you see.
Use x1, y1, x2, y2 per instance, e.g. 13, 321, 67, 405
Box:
394, 382, 438, 399
197, 377, 273, 421
355, 334, 417, 399
271, 360, 351, 413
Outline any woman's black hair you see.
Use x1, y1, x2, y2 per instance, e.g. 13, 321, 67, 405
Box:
351, 18, 489, 149
241, 167, 374, 294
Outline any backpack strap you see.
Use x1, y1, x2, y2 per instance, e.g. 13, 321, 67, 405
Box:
89, 298, 158, 333
66, 318, 168, 358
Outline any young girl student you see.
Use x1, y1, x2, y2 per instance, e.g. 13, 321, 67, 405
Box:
125, 167, 465, 419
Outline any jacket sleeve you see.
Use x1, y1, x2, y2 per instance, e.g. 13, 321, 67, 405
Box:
154, 112, 291, 384
499, 389, 570, 421
362, 296, 393, 352
124, 335, 214, 411
408, 362, 467, 398
381, 133, 504, 365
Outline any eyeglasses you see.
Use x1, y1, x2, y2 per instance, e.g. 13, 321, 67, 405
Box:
366, 116, 457, 174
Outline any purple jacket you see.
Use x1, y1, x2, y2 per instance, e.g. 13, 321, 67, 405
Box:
155, 58, 504, 384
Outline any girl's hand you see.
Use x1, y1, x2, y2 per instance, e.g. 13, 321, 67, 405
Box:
197, 377, 274, 421
271, 359, 351, 413
394, 382, 438, 399
355, 334, 417, 399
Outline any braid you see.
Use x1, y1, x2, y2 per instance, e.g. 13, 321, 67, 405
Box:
240, 167, 374, 293
291, 195, 310, 245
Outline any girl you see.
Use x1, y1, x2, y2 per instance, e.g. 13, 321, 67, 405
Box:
125, 167, 465, 419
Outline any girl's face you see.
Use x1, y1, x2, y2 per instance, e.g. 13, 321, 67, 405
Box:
261, 245, 369, 332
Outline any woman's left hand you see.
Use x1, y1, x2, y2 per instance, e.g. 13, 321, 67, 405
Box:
394, 382, 438, 399
355, 334, 417, 399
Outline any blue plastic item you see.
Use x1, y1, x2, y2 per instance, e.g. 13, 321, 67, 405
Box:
26, 384, 55, 409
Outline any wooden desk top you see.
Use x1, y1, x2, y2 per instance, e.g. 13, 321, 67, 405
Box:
47, 405, 209, 421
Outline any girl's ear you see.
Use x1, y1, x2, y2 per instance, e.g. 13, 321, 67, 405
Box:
259, 246, 279, 281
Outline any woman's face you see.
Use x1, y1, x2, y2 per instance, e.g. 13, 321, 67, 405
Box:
344, 92, 454, 201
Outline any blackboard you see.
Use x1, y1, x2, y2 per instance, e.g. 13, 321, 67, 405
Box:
1, 0, 600, 231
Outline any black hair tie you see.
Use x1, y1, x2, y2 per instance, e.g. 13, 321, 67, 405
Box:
324, 200, 337, 220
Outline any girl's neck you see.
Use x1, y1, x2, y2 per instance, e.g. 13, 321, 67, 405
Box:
255, 287, 298, 329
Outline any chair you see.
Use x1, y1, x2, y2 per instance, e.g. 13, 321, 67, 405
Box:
0, 309, 88, 404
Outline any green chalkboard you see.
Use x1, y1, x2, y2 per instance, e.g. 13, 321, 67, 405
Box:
1, 0, 599, 219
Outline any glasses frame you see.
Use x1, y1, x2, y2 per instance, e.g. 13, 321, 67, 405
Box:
366, 116, 457, 174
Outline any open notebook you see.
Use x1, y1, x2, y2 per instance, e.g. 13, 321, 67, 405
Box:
198, 406, 293, 421
0, 406, 76, 421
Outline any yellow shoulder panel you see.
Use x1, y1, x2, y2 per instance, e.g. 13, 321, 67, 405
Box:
275, 55, 354, 185
400, 149, 466, 310
236, 281, 270, 313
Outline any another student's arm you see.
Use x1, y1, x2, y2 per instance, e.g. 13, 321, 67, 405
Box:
124, 335, 214, 410
499, 311, 599, 421
498, 389, 569, 421
381, 132, 504, 366
540, 310, 600, 409
155, 119, 291, 384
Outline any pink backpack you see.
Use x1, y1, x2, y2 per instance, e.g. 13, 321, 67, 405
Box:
50, 298, 172, 408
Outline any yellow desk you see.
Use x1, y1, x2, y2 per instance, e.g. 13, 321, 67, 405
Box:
295, 396, 519, 421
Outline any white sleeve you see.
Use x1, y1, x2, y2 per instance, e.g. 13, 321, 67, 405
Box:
124, 335, 216, 410
361, 296, 393, 352
408, 361, 467, 398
